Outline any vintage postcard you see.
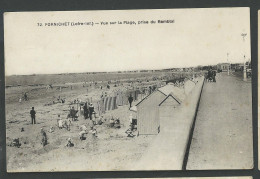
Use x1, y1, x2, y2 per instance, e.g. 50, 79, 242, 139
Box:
4, 8, 252, 172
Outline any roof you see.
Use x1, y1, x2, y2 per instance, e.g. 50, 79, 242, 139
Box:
158, 93, 181, 106
136, 90, 166, 106
158, 84, 176, 96
158, 84, 186, 102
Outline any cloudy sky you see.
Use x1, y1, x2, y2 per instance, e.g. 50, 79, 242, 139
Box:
4, 8, 250, 75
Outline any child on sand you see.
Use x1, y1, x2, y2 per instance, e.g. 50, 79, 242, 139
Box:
66, 138, 74, 147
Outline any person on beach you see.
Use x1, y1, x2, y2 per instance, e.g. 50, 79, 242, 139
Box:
128, 94, 133, 108
83, 102, 89, 119
41, 128, 48, 146
89, 103, 95, 120
97, 115, 105, 125
69, 106, 77, 121
24, 93, 28, 101
129, 113, 133, 130
79, 130, 87, 140
57, 115, 63, 129
213, 70, 216, 82
66, 138, 74, 147
90, 127, 97, 137
30, 107, 36, 124
109, 117, 115, 127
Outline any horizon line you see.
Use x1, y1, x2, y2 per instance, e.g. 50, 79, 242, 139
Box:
5, 61, 248, 77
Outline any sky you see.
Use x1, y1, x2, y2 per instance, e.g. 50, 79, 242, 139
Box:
4, 8, 251, 76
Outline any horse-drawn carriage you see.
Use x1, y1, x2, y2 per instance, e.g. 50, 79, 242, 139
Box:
205, 70, 216, 82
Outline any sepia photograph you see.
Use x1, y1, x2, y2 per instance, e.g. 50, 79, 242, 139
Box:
4, 8, 252, 172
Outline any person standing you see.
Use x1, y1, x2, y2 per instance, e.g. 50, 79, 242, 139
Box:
69, 106, 77, 121
89, 103, 95, 120
30, 107, 36, 124
128, 94, 133, 108
129, 113, 134, 131
149, 86, 152, 94
24, 93, 28, 101
83, 102, 89, 119
213, 70, 216, 82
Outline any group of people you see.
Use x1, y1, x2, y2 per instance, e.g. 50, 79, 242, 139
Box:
83, 102, 95, 120
54, 96, 65, 104
79, 125, 98, 141
109, 117, 120, 128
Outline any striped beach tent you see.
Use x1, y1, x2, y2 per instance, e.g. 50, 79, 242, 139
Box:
104, 96, 118, 111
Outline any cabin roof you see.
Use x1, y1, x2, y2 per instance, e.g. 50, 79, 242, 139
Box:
158, 93, 181, 106
136, 90, 166, 106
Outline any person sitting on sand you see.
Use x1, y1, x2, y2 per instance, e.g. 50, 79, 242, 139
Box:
79, 124, 87, 131
109, 117, 115, 127
57, 115, 71, 131
49, 126, 55, 133
9, 138, 21, 148
90, 127, 97, 137
125, 128, 135, 138
114, 118, 121, 129
41, 128, 48, 147
97, 115, 104, 125
66, 138, 74, 147
79, 130, 87, 140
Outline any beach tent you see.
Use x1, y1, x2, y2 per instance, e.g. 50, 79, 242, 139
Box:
136, 90, 166, 135
158, 83, 186, 102
136, 83, 186, 135
159, 93, 181, 119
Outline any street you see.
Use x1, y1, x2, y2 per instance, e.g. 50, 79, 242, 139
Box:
186, 72, 253, 169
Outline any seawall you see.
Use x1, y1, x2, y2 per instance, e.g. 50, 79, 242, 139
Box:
133, 76, 205, 170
